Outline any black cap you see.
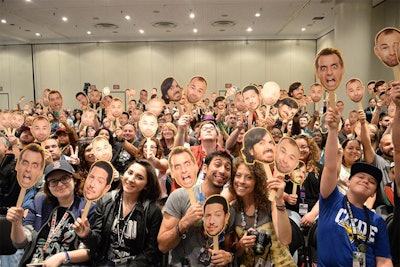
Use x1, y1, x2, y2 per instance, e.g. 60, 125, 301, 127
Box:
45, 160, 75, 179
350, 162, 382, 186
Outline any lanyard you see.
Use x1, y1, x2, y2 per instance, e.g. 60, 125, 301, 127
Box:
344, 196, 370, 253
240, 204, 258, 230
117, 196, 136, 247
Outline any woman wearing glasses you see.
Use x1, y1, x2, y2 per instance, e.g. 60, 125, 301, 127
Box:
6, 160, 96, 267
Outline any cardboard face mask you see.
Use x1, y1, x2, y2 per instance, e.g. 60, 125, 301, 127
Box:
241, 127, 275, 165
84, 160, 113, 201
315, 48, 345, 92
374, 27, 400, 68
275, 97, 299, 121
346, 79, 365, 104
242, 85, 261, 111
31, 116, 51, 142
168, 146, 198, 189
91, 136, 113, 161
146, 98, 165, 117
16, 144, 45, 189
203, 194, 230, 237
308, 84, 324, 103
274, 137, 300, 174
186, 76, 207, 104
261, 81, 280, 106
109, 98, 124, 118
139, 111, 158, 138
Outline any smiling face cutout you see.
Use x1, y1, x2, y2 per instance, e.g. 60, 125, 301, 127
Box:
203, 194, 230, 237
139, 111, 158, 138
84, 160, 113, 201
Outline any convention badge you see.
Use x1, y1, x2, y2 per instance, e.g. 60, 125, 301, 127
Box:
315, 47, 345, 108
91, 136, 113, 161
352, 251, 366, 267
31, 115, 51, 142
168, 146, 198, 205
203, 194, 230, 251
15, 143, 45, 207
146, 97, 165, 117
275, 97, 299, 121
374, 27, 400, 81
346, 78, 365, 110
242, 85, 261, 112
299, 203, 308, 216
82, 160, 113, 218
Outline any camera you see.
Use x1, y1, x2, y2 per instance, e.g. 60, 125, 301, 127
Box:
248, 229, 272, 255
197, 246, 211, 266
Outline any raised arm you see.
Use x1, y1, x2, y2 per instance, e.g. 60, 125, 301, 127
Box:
173, 115, 190, 147
391, 81, 400, 197
320, 107, 341, 198
359, 110, 375, 164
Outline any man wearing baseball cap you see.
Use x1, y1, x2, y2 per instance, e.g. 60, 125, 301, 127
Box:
318, 107, 392, 267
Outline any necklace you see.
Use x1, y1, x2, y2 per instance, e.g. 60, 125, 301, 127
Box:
117, 195, 136, 246
240, 204, 258, 230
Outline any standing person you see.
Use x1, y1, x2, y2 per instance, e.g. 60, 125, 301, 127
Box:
6, 160, 96, 267
74, 160, 163, 266
318, 107, 392, 267
230, 157, 296, 266
158, 151, 235, 267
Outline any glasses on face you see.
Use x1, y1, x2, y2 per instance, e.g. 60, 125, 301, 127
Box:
201, 125, 216, 132
271, 131, 282, 136
48, 175, 72, 187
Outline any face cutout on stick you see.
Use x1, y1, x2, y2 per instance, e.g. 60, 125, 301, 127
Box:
186, 76, 207, 104
346, 78, 365, 104
275, 97, 299, 121
242, 85, 261, 111
146, 98, 165, 117
261, 81, 281, 106
241, 127, 275, 165
31, 116, 51, 142
84, 160, 113, 201
203, 194, 230, 237
139, 111, 158, 138
315, 47, 345, 92
91, 136, 113, 161
374, 27, 400, 68
168, 146, 198, 189
161, 77, 182, 104
308, 84, 324, 103
11, 111, 25, 129
274, 137, 300, 174
16, 144, 45, 189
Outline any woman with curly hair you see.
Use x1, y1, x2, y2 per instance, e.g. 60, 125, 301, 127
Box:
136, 137, 169, 203
283, 134, 322, 228
229, 157, 296, 267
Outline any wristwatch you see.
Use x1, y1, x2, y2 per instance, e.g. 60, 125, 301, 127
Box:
176, 223, 187, 240
64, 251, 70, 264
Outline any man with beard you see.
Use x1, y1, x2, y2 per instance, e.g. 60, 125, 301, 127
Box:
158, 151, 234, 267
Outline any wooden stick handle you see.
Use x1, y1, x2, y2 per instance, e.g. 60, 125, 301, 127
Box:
292, 183, 298, 195
328, 91, 336, 109
16, 188, 27, 208
81, 200, 91, 220
263, 163, 276, 201
187, 188, 197, 206
213, 235, 219, 251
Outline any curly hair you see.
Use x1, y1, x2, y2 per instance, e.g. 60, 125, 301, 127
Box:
294, 134, 321, 175
137, 137, 165, 160
229, 157, 271, 213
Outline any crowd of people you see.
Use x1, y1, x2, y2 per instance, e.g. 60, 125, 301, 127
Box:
0, 40, 400, 267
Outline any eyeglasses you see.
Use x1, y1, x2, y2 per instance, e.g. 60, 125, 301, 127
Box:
270, 131, 282, 136
201, 125, 216, 132
48, 175, 72, 187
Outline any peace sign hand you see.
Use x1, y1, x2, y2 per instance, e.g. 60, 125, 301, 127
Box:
68, 145, 80, 165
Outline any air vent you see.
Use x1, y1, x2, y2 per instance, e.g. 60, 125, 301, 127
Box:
94, 23, 119, 29
152, 21, 177, 28
312, 17, 325, 20
212, 20, 236, 27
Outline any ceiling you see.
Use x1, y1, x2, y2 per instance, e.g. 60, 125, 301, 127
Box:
0, 0, 381, 45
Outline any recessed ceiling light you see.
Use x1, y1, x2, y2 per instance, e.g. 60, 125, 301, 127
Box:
125, 15, 131, 20
139, 29, 144, 34
26, 0, 32, 2
301, 27, 306, 31
189, 12, 195, 19
255, 13, 261, 17
1, 19, 6, 24
35, 32, 41, 37
87, 31, 92, 35
62, 17, 68, 22
246, 27, 253, 32
193, 28, 198, 33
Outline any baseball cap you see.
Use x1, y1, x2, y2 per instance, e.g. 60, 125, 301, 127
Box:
55, 128, 67, 136
350, 162, 382, 185
45, 160, 75, 179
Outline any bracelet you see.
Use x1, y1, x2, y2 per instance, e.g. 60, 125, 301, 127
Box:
64, 251, 71, 264
276, 204, 286, 211
229, 252, 235, 263
175, 222, 187, 240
